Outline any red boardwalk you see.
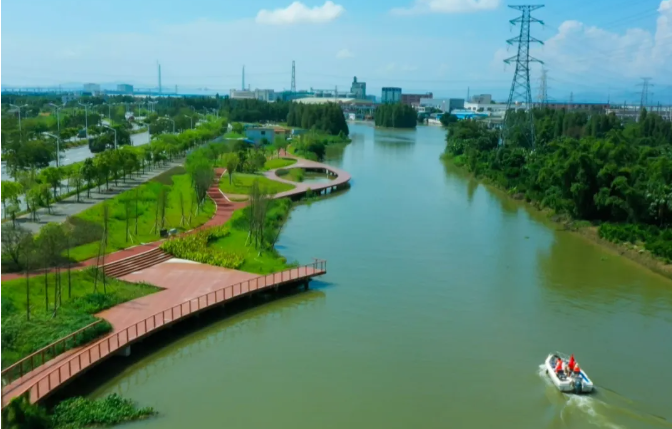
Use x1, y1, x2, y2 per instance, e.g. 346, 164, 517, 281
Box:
1, 260, 326, 406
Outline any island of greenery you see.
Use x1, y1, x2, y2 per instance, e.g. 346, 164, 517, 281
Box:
374, 103, 418, 129
443, 108, 672, 265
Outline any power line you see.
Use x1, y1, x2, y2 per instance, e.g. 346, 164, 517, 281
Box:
503, 4, 545, 147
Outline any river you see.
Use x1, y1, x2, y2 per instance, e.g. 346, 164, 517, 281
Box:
88, 123, 672, 429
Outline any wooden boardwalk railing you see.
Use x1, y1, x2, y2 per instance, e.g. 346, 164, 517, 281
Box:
2, 260, 327, 407
1, 320, 105, 386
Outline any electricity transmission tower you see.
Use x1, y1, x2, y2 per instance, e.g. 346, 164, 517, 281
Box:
638, 77, 653, 110
502, 5, 544, 147
291, 60, 296, 92
537, 68, 548, 107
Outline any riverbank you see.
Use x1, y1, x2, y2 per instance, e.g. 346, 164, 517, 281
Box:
442, 154, 672, 282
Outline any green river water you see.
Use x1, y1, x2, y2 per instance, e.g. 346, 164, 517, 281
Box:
90, 123, 672, 429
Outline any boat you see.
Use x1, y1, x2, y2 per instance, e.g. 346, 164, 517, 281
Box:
544, 353, 594, 394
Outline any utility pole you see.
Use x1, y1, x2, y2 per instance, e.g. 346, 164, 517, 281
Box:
502, 5, 544, 148
291, 60, 296, 93
637, 77, 653, 110
242, 65, 246, 91
569, 92, 574, 106
537, 68, 548, 107
467, 86, 470, 102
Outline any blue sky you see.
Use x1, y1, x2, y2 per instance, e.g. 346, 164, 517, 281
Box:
2, 0, 671, 102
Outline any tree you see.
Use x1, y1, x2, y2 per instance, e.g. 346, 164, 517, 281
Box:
38, 183, 53, 214
440, 113, 458, 127
40, 166, 62, 199
224, 153, 240, 184
82, 158, 97, 198
273, 136, 289, 157
232, 122, 245, 135
26, 186, 42, 221
1, 224, 32, 271
36, 223, 66, 313
69, 164, 85, 202
246, 179, 270, 252
1, 181, 23, 220
248, 150, 266, 172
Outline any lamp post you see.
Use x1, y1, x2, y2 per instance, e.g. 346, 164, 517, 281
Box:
78, 102, 91, 138
48, 103, 62, 140
102, 125, 117, 150
44, 132, 61, 167
165, 116, 175, 133
9, 103, 29, 131
184, 114, 193, 129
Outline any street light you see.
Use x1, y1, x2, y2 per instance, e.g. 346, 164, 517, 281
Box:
183, 114, 193, 129
44, 132, 62, 167
48, 103, 63, 140
164, 116, 175, 133
78, 102, 91, 138
102, 125, 118, 149
101, 102, 113, 120
9, 103, 29, 131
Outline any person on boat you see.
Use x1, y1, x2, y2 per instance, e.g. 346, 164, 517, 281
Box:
574, 364, 581, 375
555, 358, 564, 376
568, 354, 576, 371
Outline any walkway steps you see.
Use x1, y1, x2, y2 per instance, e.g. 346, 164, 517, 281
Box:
102, 248, 173, 278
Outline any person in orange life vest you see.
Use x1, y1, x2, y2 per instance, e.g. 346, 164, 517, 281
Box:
574, 364, 581, 375
568, 354, 576, 372
555, 358, 563, 376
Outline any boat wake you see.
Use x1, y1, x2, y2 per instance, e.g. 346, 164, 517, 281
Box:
537, 364, 672, 429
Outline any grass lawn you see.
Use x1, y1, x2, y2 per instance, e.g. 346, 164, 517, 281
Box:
67, 169, 215, 262
209, 207, 294, 274
1, 270, 160, 369
219, 173, 294, 195
224, 131, 245, 139
263, 157, 297, 170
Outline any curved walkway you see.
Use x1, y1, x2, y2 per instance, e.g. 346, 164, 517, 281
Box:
264, 153, 351, 200
1, 155, 349, 407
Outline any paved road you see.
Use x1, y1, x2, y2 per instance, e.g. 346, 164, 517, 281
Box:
11, 160, 183, 234
1, 131, 150, 182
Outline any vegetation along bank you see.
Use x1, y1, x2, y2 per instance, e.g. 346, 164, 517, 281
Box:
443, 108, 672, 278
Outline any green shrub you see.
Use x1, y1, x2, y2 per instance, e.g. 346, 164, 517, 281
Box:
161, 227, 245, 269
52, 394, 155, 429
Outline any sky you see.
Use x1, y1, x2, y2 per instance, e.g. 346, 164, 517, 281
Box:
2, 0, 671, 103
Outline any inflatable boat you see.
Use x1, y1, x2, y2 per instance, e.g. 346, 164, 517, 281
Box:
544, 353, 594, 394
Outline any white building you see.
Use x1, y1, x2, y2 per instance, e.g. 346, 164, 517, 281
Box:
229, 89, 276, 102
464, 101, 507, 116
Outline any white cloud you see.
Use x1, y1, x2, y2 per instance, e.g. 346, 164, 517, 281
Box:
336, 48, 354, 59
491, 1, 672, 86
256, 1, 345, 25
391, 0, 500, 15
